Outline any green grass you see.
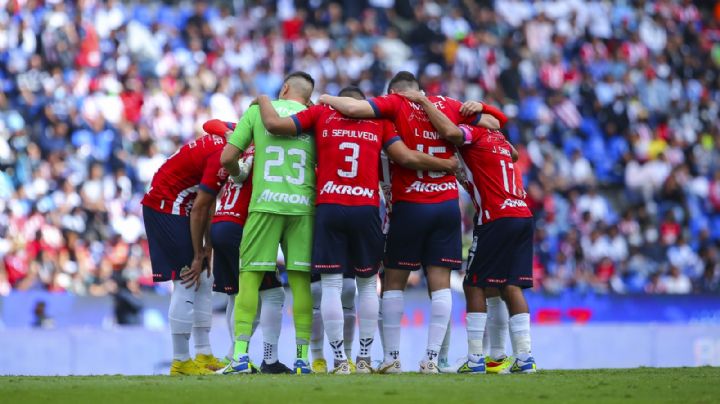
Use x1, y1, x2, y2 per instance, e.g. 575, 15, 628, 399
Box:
1, 368, 719, 403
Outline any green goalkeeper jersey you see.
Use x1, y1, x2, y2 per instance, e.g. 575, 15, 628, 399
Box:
229, 100, 316, 215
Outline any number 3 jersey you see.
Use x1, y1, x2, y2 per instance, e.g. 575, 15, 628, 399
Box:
141, 134, 229, 216
213, 147, 254, 226
292, 104, 400, 207
368, 93, 480, 204
457, 125, 532, 224
228, 100, 316, 216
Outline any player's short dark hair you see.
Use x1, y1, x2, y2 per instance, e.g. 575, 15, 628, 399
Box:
338, 86, 365, 100
284, 71, 315, 88
387, 71, 420, 93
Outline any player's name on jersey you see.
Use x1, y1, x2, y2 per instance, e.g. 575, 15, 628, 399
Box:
323, 129, 378, 141
413, 128, 441, 140
405, 180, 458, 193
320, 181, 375, 198
257, 189, 311, 206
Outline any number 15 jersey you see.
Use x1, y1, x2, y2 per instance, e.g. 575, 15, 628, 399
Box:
292, 104, 400, 207
229, 100, 316, 216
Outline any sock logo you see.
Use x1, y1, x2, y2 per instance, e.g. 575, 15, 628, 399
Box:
389, 350, 399, 360
330, 340, 345, 359
359, 338, 374, 357
426, 350, 438, 361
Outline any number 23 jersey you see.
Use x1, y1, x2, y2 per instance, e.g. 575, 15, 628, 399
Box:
457, 125, 532, 225
292, 104, 400, 207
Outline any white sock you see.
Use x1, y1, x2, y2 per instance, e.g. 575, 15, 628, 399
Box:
192, 273, 214, 356
321, 273, 346, 362
427, 288, 452, 363
509, 313, 532, 360
440, 318, 451, 363
169, 280, 194, 361
225, 295, 236, 360
356, 276, 378, 359
342, 278, 356, 359
381, 290, 403, 362
378, 310, 385, 359
310, 281, 324, 361
487, 296, 509, 359
466, 312, 487, 361
259, 286, 285, 364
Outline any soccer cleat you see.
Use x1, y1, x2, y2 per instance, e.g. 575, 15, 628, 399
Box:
220, 357, 232, 366
293, 358, 312, 374
330, 361, 351, 375
312, 358, 328, 373
355, 357, 374, 374
347, 358, 356, 373
510, 356, 537, 374
376, 359, 402, 374
170, 359, 215, 376
438, 358, 455, 373
456, 357, 486, 374
217, 354, 257, 375
195, 354, 225, 371
486, 355, 513, 374
419, 359, 440, 374
260, 360, 293, 374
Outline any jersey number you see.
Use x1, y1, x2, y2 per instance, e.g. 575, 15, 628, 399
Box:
337, 142, 359, 178
222, 184, 243, 210
416, 145, 446, 179
264, 146, 306, 185
500, 160, 521, 197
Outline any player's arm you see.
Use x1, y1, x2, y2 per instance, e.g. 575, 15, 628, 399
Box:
386, 140, 458, 173
182, 189, 216, 290
220, 111, 254, 181
459, 101, 508, 129
258, 95, 298, 136
318, 94, 376, 118
400, 90, 465, 146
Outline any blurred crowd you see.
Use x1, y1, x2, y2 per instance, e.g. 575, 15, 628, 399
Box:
1, 0, 719, 298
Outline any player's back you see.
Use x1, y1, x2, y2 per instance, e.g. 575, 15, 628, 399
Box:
244, 101, 316, 215
458, 125, 532, 224
369, 93, 478, 204
142, 134, 227, 215
213, 147, 254, 225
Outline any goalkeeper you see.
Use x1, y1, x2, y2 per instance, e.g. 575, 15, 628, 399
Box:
220, 72, 316, 374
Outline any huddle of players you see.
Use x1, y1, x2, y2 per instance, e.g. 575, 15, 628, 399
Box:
141, 70, 537, 376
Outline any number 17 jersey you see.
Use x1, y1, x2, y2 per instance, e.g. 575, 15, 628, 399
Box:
292, 105, 400, 207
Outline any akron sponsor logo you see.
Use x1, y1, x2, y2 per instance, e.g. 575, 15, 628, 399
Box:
405, 181, 458, 193
320, 181, 374, 198
257, 189, 311, 206
500, 199, 528, 209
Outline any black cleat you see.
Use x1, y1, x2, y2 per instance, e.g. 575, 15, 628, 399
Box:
261, 360, 293, 374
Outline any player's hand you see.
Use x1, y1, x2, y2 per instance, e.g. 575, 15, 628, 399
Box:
459, 101, 484, 116
318, 94, 331, 105
445, 155, 459, 173
399, 90, 427, 104
202, 246, 213, 277
180, 258, 204, 290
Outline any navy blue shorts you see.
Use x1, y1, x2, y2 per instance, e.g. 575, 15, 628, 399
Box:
210, 221, 282, 294
465, 217, 534, 289
143, 206, 193, 282
311, 204, 383, 279
384, 200, 463, 271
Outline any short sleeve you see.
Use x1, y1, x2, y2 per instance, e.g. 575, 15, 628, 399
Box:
199, 151, 228, 195
291, 105, 324, 135
381, 120, 401, 148
368, 94, 401, 119
228, 106, 257, 151
445, 97, 479, 125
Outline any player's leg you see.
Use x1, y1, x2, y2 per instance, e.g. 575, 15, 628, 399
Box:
421, 199, 463, 373
284, 214, 314, 373
192, 270, 216, 365
347, 205, 383, 373
225, 295, 235, 362
341, 275, 356, 362
143, 206, 212, 376
378, 202, 422, 373
309, 274, 327, 372
258, 272, 292, 374
485, 287, 512, 373
499, 218, 536, 373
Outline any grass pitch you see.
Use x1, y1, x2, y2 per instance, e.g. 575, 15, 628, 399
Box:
1, 368, 718, 403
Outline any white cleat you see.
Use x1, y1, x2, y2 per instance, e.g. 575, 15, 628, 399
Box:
438, 358, 457, 373
355, 357, 374, 374
419, 359, 440, 374
376, 359, 402, 374
330, 361, 351, 375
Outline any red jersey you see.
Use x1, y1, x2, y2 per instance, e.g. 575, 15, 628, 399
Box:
293, 104, 400, 207
141, 134, 229, 216
212, 147, 254, 226
458, 125, 532, 225
368, 93, 479, 204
